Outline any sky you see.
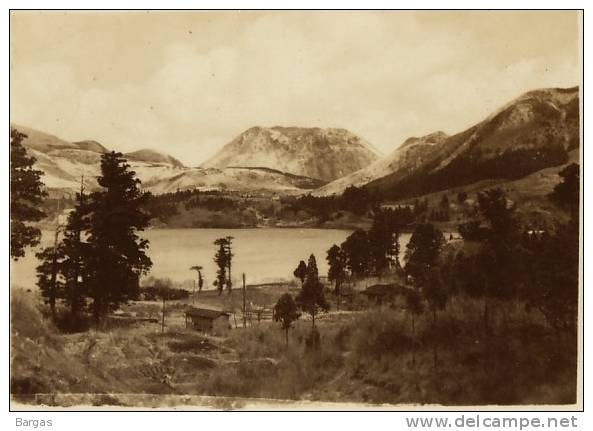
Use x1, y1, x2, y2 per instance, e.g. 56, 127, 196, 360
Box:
10, 10, 582, 166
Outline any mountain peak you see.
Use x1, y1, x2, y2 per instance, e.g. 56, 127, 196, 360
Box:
482, 86, 579, 128
202, 126, 380, 182
73, 140, 108, 154
366, 85, 580, 199
125, 149, 185, 168
314, 86, 579, 197
400, 131, 449, 149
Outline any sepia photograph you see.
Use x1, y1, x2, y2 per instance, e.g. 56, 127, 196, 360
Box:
8, 9, 583, 411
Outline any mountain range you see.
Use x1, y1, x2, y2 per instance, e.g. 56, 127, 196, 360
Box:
364, 86, 579, 201
11, 125, 349, 195
316, 86, 579, 199
12, 86, 579, 202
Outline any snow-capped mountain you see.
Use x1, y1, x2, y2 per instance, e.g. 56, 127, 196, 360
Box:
11, 124, 326, 194
201, 126, 381, 182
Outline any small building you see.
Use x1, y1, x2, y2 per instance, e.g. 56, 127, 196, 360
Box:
380, 202, 414, 211
361, 283, 413, 307
185, 307, 230, 335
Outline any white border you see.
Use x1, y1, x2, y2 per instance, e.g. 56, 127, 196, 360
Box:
1, 2, 589, 430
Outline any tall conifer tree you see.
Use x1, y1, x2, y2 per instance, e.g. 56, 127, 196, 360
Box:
10, 128, 46, 259
61, 177, 91, 322
86, 152, 152, 326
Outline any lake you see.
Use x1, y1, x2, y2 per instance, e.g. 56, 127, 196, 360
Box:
10, 228, 418, 289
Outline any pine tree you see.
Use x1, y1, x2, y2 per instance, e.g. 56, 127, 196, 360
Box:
477, 188, 517, 242
475, 188, 522, 302
293, 260, 307, 287
368, 210, 401, 274
60, 179, 91, 323
404, 223, 446, 287
212, 237, 233, 295
35, 241, 65, 321
296, 254, 329, 331
10, 128, 47, 259
341, 229, 372, 277
326, 244, 346, 310
274, 293, 300, 345
190, 265, 204, 293
225, 236, 234, 294
214, 238, 228, 295
86, 152, 152, 327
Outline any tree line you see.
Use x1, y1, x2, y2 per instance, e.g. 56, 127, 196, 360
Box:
275, 163, 579, 361
404, 169, 579, 365
143, 188, 240, 223
281, 185, 382, 219
330, 206, 414, 280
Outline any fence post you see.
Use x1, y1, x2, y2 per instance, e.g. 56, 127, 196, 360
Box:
242, 273, 247, 328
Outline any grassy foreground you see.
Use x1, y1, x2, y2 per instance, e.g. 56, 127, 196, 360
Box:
11, 288, 577, 407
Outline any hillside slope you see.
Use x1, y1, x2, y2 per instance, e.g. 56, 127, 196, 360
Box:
142, 167, 325, 195
367, 86, 579, 200
314, 131, 448, 196
125, 149, 185, 168
386, 148, 579, 230
313, 86, 579, 200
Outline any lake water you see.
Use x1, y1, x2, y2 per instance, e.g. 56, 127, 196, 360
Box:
10, 228, 417, 290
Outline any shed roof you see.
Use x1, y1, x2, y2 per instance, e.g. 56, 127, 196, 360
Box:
185, 307, 229, 319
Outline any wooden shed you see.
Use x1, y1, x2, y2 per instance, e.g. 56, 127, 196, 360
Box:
185, 307, 230, 335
